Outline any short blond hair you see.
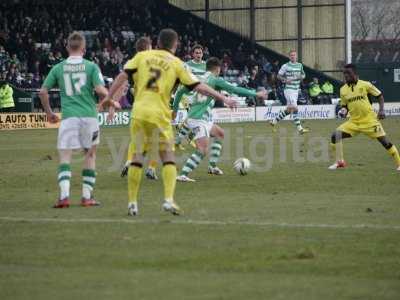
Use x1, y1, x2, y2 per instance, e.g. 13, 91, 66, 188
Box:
67, 31, 86, 52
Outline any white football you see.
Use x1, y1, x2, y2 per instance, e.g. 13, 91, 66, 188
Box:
233, 158, 251, 175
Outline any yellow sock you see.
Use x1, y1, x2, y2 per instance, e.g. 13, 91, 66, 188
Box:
128, 164, 143, 203
148, 159, 158, 169
330, 142, 344, 161
387, 145, 400, 167
162, 163, 177, 202
126, 142, 134, 162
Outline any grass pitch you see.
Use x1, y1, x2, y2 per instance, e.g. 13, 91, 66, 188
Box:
0, 119, 399, 300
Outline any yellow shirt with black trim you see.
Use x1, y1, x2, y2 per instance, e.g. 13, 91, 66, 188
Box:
124, 49, 199, 126
340, 79, 382, 124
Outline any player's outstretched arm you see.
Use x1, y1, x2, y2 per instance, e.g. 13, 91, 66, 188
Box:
98, 72, 128, 110
194, 83, 237, 108
377, 94, 385, 119
215, 78, 267, 100
39, 88, 59, 123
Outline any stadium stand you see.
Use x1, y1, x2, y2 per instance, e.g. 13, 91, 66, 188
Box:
0, 0, 340, 107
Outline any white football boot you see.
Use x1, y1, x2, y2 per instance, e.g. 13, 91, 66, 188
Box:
162, 201, 182, 215
208, 166, 224, 175
127, 202, 138, 216
176, 175, 196, 182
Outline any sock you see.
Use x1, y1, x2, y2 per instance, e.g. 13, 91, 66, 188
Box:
209, 140, 223, 168
181, 150, 204, 176
275, 109, 289, 122
330, 142, 344, 162
387, 145, 400, 167
126, 142, 134, 163
58, 163, 71, 200
162, 163, 177, 202
128, 163, 143, 204
148, 159, 158, 169
176, 123, 190, 144
293, 112, 303, 130
82, 169, 96, 200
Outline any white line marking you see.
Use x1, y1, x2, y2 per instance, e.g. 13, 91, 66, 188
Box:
0, 216, 399, 230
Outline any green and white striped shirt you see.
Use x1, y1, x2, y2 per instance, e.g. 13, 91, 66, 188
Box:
278, 62, 305, 91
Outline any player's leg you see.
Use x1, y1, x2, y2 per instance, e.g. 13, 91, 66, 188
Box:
208, 124, 224, 175
120, 142, 134, 177
54, 118, 80, 208
80, 145, 100, 206
287, 90, 308, 134
175, 121, 191, 150
270, 89, 291, 129
291, 106, 308, 134
178, 137, 208, 182
80, 118, 101, 206
328, 129, 352, 169
145, 158, 159, 180
55, 149, 73, 208
159, 125, 181, 215
177, 120, 209, 182
377, 136, 400, 170
127, 120, 147, 216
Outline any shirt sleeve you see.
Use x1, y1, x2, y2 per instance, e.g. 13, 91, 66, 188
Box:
340, 88, 347, 107
92, 64, 105, 87
124, 54, 139, 72
278, 64, 286, 77
172, 85, 190, 112
176, 61, 199, 90
42, 66, 57, 89
214, 77, 257, 97
301, 64, 306, 79
366, 82, 382, 97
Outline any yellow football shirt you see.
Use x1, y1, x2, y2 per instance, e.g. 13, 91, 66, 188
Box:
124, 49, 199, 126
340, 80, 382, 123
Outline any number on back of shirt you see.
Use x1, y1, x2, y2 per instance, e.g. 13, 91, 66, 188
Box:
64, 72, 87, 96
146, 67, 161, 92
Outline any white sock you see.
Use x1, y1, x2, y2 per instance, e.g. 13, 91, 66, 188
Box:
82, 183, 92, 200
59, 180, 70, 200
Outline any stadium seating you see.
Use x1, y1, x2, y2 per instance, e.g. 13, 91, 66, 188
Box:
0, 0, 339, 106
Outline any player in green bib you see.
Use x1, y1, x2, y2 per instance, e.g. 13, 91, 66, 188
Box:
271, 49, 308, 134
174, 44, 206, 149
39, 32, 113, 208
173, 57, 267, 182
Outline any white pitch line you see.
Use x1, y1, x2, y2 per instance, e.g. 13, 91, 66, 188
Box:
0, 216, 400, 230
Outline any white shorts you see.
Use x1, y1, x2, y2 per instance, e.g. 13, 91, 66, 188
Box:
284, 89, 299, 107
186, 118, 213, 140
57, 117, 100, 150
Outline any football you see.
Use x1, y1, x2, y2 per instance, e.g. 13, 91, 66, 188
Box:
233, 158, 251, 175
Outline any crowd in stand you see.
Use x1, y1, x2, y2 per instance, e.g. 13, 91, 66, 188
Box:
0, 0, 335, 107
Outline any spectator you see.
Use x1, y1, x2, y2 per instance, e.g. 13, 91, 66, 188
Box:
23, 73, 41, 89
0, 80, 15, 112
308, 78, 323, 104
247, 65, 263, 90
321, 80, 335, 104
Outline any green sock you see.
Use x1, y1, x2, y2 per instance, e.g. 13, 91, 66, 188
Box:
181, 150, 204, 176
209, 140, 223, 168
275, 109, 289, 122
293, 112, 302, 130
82, 169, 96, 199
176, 124, 190, 144
58, 163, 71, 199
